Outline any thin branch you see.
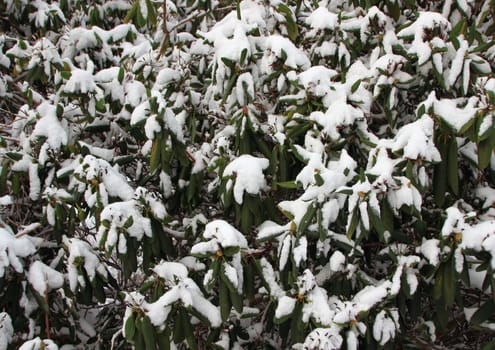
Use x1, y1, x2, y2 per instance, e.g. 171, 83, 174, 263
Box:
158, 5, 234, 57
163, 226, 185, 239
15, 222, 41, 237
44, 276, 51, 339
0, 135, 20, 143
110, 329, 122, 350
158, 0, 169, 57
168, 10, 208, 33
0, 107, 20, 118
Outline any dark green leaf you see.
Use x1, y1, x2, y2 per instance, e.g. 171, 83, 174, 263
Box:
347, 206, 360, 240
478, 139, 494, 170
219, 280, 231, 321
448, 138, 459, 195
351, 79, 361, 93
173, 310, 185, 344
181, 308, 197, 350
156, 328, 171, 350
471, 299, 495, 326
297, 202, 316, 237
141, 316, 156, 350
276, 181, 299, 189
124, 314, 136, 340
481, 339, 495, 350
386, 0, 400, 21
433, 137, 448, 207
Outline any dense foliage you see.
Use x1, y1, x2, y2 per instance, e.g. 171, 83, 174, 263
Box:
1, 0, 495, 348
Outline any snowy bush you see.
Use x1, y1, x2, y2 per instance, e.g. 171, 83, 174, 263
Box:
1, 0, 495, 348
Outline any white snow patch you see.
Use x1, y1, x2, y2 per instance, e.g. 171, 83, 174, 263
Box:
419, 239, 440, 266
64, 237, 107, 292
28, 261, 64, 296
275, 296, 295, 320
223, 155, 269, 204
0, 312, 13, 350
19, 338, 58, 350
0, 228, 37, 277
373, 309, 400, 346
391, 115, 441, 162
191, 220, 248, 256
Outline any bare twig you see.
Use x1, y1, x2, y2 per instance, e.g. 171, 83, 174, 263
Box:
110, 329, 122, 350
163, 226, 185, 239
15, 222, 41, 237
158, 0, 169, 57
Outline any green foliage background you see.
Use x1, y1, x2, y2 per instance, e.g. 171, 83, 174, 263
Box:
0, 0, 495, 349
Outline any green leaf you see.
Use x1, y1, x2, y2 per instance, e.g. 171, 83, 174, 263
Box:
181, 308, 198, 350
12, 172, 21, 196
219, 264, 243, 311
459, 114, 477, 136
124, 1, 139, 23
478, 138, 495, 170
149, 139, 161, 174
297, 202, 316, 237
95, 98, 106, 113
433, 264, 443, 301
5, 152, 23, 161
229, 286, 243, 313
134, 332, 146, 350
236, 0, 241, 20
92, 276, 105, 303
223, 246, 240, 257
471, 299, 495, 326
285, 18, 298, 42
29, 286, 49, 314
351, 79, 361, 93
189, 305, 215, 328
123, 215, 134, 229
135, 5, 146, 28
386, 0, 400, 21
434, 257, 457, 306
56, 104, 64, 118
220, 57, 235, 70
481, 339, 495, 350
219, 280, 231, 321
433, 137, 448, 207
276, 181, 299, 189
118, 67, 125, 83
290, 301, 305, 343
451, 18, 466, 38
0, 164, 7, 193
145, 0, 157, 26
240, 200, 252, 234
240, 48, 248, 65
142, 237, 152, 273
244, 261, 255, 303
124, 314, 136, 340
381, 199, 394, 233
277, 4, 298, 42
222, 183, 233, 209
347, 206, 360, 240
314, 172, 324, 186
447, 138, 459, 195
368, 205, 386, 241
60, 70, 71, 80
222, 72, 238, 104
141, 316, 156, 350
173, 310, 185, 344
150, 225, 161, 257
220, 264, 239, 295
156, 328, 171, 350
417, 104, 426, 118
